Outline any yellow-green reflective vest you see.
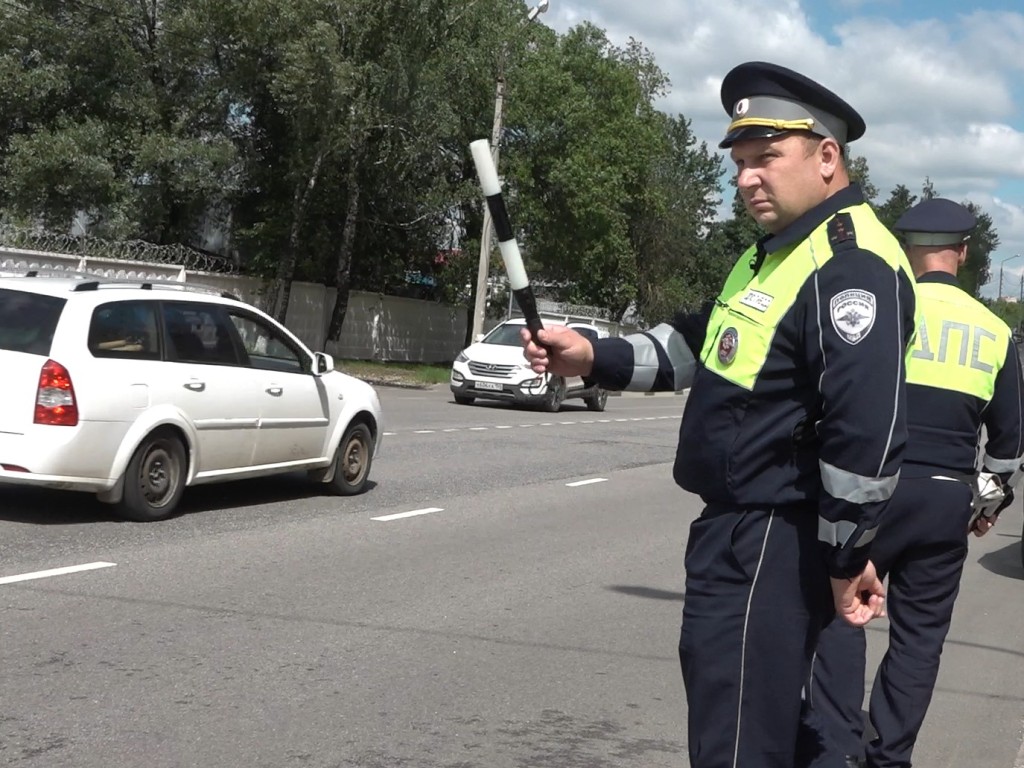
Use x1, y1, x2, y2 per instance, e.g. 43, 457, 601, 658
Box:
700, 202, 915, 391
907, 281, 1010, 401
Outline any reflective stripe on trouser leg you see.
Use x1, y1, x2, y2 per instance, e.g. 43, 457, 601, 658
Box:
679, 506, 832, 768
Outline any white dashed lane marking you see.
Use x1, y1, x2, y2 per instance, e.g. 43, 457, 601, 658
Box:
371, 475, 614, 523
381, 415, 679, 437
0, 562, 116, 586
372, 507, 444, 522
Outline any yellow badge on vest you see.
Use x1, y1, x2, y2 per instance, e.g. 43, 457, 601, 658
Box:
830, 290, 876, 345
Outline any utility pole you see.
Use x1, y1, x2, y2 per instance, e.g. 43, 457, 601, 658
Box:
469, 0, 550, 343
998, 253, 1022, 300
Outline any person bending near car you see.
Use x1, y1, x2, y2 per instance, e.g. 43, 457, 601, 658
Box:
797, 197, 1024, 768
522, 60, 917, 767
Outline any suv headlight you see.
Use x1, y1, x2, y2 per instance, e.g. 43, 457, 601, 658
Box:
456, 352, 469, 363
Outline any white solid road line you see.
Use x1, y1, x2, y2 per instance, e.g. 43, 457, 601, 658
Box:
0, 561, 116, 586
565, 478, 608, 487
372, 507, 444, 522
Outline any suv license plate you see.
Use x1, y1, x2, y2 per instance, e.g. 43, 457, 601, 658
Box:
475, 381, 503, 392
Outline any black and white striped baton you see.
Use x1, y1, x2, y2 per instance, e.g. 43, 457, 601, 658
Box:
469, 138, 545, 347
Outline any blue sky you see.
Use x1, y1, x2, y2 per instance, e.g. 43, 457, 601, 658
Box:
546, 0, 1024, 297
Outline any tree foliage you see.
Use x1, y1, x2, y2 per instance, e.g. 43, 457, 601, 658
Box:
872, 178, 997, 297
0, 0, 1005, 340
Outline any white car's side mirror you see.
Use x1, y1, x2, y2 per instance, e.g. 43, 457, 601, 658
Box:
314, 352, 335, 375
475, 333, 485, 342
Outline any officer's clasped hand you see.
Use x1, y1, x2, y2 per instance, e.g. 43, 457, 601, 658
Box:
970, 514, 997, 537
831, 560, 886, 628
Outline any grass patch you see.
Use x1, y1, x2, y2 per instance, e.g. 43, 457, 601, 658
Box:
335, 359, 451, 387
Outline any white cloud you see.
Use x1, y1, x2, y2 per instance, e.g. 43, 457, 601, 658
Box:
544, 0, 1024, 290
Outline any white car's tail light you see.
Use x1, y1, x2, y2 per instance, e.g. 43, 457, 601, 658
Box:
34, 359, 79, 427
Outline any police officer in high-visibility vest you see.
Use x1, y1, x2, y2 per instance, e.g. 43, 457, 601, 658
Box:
522, 61, 917, 767
798, 198, 1024, 768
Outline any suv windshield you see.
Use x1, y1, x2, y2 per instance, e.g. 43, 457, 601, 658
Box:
483, 323, 527, 346
0, 289, 66, 355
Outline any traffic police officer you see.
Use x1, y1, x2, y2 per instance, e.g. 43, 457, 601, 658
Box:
799, 198, 1024, 768
521, 61, 917, 767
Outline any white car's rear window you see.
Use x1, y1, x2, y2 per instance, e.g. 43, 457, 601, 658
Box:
0, 288, 66, 355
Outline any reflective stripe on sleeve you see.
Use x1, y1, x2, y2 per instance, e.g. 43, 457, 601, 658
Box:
818, 518, 878, 548
820, 460, 898, 504
623, 324, 696, 391
647, 323, 696, 391
623, 334, 658, 390
982, 453, 1024, 474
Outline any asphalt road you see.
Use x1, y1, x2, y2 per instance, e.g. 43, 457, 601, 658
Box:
1, 386, 1022, 767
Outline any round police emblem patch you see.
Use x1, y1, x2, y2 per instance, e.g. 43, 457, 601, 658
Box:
830, 290, 876, 345
734, 98, 749, 117
718, 327, 739, 365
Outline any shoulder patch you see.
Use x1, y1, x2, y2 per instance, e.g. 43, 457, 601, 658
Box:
827, 212, 857, 251
830, 290, 875, 345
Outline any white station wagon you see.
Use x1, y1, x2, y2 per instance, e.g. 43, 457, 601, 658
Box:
0, 275, 383, 521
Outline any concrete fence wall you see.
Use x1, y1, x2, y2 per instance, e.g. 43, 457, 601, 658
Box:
1, 246, 634, 363
0, 246, 472, 363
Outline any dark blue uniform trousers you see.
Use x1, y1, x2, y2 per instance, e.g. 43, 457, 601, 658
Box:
679, 505, 833, 767
797, 475, 974, 768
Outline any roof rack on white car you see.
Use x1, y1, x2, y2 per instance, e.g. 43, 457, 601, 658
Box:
70, 279, 242, 302
0, 267, 94, 279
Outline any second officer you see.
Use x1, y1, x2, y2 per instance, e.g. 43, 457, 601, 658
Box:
799, 197, 1024, 768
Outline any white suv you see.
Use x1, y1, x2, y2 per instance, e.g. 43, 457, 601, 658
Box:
0, 275, 383, 521
449, 317, 609, 412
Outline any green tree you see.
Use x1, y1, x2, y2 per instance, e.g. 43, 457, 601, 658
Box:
846, 154, 877, 202
960, 203, 997, 297
0, 0, 237, 241
874, 184, 917, 231
627, 114, 725, 324
504, 24, 672, 318
985, 298, 1024, 333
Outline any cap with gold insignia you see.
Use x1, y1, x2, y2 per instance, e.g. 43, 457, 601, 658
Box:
893, 198, 976, 246
719, 61, 865, 150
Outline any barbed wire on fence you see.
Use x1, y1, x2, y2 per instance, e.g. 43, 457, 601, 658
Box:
0, 225, 238, 274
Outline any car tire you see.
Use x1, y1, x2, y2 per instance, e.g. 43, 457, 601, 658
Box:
586, 388, 608, 412
115, 430, 187, 522
542, 376, 565, 413
454, 394, 475, 405
329, 422, 374, 496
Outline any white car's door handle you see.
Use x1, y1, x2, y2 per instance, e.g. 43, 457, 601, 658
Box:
183, 380, 206, 392
266, 386, 283, 396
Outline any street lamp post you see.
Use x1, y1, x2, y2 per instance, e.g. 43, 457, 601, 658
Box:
998, 253, 1022, 300
470, 0, 549, 343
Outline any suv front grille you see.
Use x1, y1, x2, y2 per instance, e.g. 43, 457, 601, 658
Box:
467, 361, 517, 379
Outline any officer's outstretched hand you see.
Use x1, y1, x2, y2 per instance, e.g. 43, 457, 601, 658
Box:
521, 326, 594, 378
831, 561, 886, 627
